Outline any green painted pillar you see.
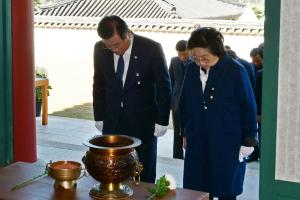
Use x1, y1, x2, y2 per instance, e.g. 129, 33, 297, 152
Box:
260, 0, 300, 199
0, 0, 14, 166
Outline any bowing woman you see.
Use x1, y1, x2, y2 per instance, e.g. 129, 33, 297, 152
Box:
180, 27, 258, 200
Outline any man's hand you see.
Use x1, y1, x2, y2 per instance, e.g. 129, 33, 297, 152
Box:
239, 146, 254, 162
154, 124, 168, 137
95, 121, 103, 133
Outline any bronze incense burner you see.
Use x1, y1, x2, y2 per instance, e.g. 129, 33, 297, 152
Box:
82, 135, 142, 199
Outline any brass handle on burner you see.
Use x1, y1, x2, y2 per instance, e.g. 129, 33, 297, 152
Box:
133, 160, 143, 185
78, 167, 89, 179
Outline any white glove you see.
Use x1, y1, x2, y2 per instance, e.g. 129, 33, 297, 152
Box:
95, 121, 103, 133
239, 146, 254, 162
154, 124, 168, 137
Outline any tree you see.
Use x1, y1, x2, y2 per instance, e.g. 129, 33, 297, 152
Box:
252, 5, 265, 19
34, 0, 41, 10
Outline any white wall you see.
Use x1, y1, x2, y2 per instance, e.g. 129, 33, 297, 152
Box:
34, 28, 263, 113
276, 0, 300, 183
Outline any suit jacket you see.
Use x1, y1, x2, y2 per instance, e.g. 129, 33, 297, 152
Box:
93, 34, 171, 140
169, 57, 186, 111
236, 58, 256, 94
255, 69, 263, 115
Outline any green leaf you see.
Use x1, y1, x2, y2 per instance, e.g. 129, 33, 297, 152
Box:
148, 188, 156, 194
35, 68, 52, 102
147, 174, 171, 199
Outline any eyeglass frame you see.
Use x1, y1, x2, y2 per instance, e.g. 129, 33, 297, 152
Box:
101, 32, 131, 51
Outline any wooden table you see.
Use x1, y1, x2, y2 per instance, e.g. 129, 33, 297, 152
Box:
0, 162, 209, 200
35, 78, 49, 125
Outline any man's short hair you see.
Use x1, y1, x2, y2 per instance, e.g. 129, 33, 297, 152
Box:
187, 27, 225, 58
250, 47, 263, 58
97, 15, 128, 40
175, 40, 188, 52
258, 43, 264, 50
226, 49, 238, 59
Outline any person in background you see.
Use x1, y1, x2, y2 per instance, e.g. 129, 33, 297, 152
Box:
247, 45, 264, 162
93, 15, 171, 183
258, 42, 264, 50
180, 27, 257, 200
255, 43, 263, 125
225, 48, 256, 93
250, 47, 263, 75
256, 69, 263, 126
169, 40, 191, 159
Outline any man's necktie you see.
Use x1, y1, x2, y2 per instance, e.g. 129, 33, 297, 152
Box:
116, 54, 124, 82
200, 67, 207, 74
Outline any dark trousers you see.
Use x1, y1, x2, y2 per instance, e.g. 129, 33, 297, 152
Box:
172, 110, 183, 159
114, 110, 157, 183
135, 138, 157, 183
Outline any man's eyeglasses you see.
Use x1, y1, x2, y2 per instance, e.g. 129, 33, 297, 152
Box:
104, 44, 120, 51
101, 41, 122, 51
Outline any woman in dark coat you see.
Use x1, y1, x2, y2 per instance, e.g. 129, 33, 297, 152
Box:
180, 28, 257, 200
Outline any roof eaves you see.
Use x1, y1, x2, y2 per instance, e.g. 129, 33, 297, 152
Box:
34, 16, 264, 36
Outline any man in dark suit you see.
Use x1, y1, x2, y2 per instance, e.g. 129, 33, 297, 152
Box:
225, 49, 256, 93
250, 47, 263, 75
93, 15, 171, 183
169, 40, 190, 159
247, 47, 264, 162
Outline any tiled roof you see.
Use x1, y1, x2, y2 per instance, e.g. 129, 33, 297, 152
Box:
217, 0, 246, 7
34, 16, 264, 36
35, 0, 179, 19
35, 0, 244, 19
161, 0, 244, 19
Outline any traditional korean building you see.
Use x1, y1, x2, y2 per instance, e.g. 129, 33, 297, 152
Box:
32, 0, 264, 114
33, 0, 263, 35
35, 0, 244, 19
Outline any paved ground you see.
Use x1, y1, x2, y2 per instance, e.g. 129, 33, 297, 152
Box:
36, 116, 259, 200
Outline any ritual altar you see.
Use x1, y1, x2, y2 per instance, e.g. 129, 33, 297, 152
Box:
0, 162, 209, 200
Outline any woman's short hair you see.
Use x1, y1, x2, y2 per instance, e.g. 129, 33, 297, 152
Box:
187, 27, 225, 58
97, 15, 128, 40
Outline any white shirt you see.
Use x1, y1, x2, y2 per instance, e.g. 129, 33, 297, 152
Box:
200, 68, 210, 92
113, 35, 134, 86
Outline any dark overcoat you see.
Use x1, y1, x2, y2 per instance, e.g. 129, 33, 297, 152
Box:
180, 54, 257, 197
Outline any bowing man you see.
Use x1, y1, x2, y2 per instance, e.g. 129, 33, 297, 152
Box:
93, 15, 171, 183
